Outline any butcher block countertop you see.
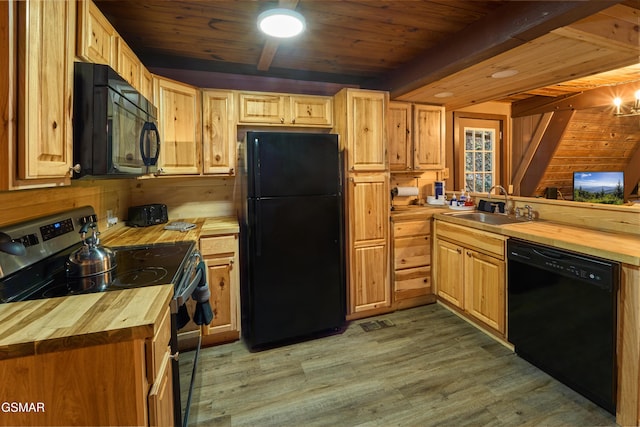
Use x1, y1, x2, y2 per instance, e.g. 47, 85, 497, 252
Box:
435, 212, 640, 266
0, 216, 240, 361
101, 216, 239, 246
0, 285, 173, 360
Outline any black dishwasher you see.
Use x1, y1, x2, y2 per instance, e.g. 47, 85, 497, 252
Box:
507, 239, 619, 414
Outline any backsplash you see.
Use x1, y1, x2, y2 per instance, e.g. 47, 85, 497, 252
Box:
128, 176, 236, 220
0, 179, 130, 229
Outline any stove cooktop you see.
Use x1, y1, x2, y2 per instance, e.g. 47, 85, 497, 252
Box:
0, 241, 195, 303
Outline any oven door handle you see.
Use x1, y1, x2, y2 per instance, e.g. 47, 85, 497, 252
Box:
173, 253, 203, 310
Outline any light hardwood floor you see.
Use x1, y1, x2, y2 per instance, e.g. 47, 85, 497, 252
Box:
181, 303, 616, 427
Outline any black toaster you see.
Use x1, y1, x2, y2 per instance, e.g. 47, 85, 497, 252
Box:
126, 204, 168, 227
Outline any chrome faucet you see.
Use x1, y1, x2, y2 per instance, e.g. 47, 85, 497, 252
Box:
487, 185, 509, 215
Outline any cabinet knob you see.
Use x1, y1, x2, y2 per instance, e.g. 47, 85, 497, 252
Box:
457, 249, 462, 254
154, 167, 165, 177
69, 164, 81, 175
466, 251, 472, 257
280, 117, 285, 123
291, 119, 296, 124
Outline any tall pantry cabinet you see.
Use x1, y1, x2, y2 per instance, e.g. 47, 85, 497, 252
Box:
333, 88, 392, 320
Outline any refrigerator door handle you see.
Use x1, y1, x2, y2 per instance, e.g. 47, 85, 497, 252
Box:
253, 137, 261, 198
255, 200, 262, 257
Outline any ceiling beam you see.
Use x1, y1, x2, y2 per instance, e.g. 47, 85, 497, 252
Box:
256, 0, 299, 72
512, 80, 640, 117
366, 1, 624, 97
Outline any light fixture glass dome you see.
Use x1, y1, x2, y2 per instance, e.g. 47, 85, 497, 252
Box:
258, 8, 306, 38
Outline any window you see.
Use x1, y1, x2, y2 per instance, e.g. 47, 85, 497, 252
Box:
464, 127, 495, 192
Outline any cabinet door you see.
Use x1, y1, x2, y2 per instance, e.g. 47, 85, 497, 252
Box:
238, 92, 286, 124
202, 90, 236, 175
388, 101, 412, 172
76, 0, 115, 65
116, 37, 141, 89
154, 76, 201, 175
349, 174, 389, 243
148, 351, 174, 427
351, 244, 390, 314
289, 95, 333, 127
414, 104, 444, 170
345, 90, 387, 172
17, 0, 75, 181
201, 255, 237, 336
464, 249, 505, 333
435, 238, 464, 308
139, 66, 153, 103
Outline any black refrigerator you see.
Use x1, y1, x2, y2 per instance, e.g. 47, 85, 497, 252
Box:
238, 131, 346, 349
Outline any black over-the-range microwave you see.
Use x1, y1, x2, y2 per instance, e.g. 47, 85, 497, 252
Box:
73, 62, 160, 178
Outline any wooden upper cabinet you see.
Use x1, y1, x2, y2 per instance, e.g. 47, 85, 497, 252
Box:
116, 37, 141, 89
238, 91, 333, 127
387, 102, 445, 172
139, 65, 154, 102
76, 0, 115, 65
202, 90, 236, 175
388, 101, 412, 172
413, 104, 445, 170
334, 88, 388, 172
16, 0, 75, 183
288, 95, 333, 127
154, 76, 202, 175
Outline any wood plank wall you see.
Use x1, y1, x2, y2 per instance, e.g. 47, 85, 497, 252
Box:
512, 106, 640, 199
128, 176, 235, 220
0, 179, 131, 229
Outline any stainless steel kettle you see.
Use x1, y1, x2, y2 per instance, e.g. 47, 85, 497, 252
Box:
66, 222, 116, 291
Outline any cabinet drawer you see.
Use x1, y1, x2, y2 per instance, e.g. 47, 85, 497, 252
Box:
200, 235, 237, 255
435, 221, 505, 258
394, 266, 431, 292
393, 219, 430, 238
147, 307, 171, 383
394, 235, 431, 269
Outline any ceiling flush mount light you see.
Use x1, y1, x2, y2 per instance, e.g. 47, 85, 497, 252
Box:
613, 90, 640, 116
491, 69, 519, 79
434, 91, 454, 98
258, 8, 306, 38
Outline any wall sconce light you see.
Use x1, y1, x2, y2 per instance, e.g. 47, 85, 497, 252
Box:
257, 8, 306, 38
613, 90, 640, 116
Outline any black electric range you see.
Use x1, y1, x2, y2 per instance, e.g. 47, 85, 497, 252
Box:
0, 240, 195, 303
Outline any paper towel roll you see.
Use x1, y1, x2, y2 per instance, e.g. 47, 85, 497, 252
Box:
394, 186, 419, 197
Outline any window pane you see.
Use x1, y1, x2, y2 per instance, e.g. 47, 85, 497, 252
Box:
465, 131, 473, 150
463, 126, 496, 194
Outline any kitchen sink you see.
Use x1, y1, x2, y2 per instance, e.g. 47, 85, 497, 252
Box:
450, 212, 529, 225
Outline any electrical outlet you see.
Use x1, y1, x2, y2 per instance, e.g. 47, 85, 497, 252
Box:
106, 210, 118, 227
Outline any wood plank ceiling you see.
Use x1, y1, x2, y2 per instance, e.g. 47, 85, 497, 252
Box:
95, 0, 640, 109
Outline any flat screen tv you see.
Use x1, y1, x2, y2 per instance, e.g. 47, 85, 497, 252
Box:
573, 171, 624, 205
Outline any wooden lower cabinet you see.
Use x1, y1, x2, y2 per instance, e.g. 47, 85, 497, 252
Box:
434, 220, 506, 335
199, 233, 240, 345
0, 306, 172, 426
345, 173, 391, 320
392, 217, 436, 309
148, 349, 174, 427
